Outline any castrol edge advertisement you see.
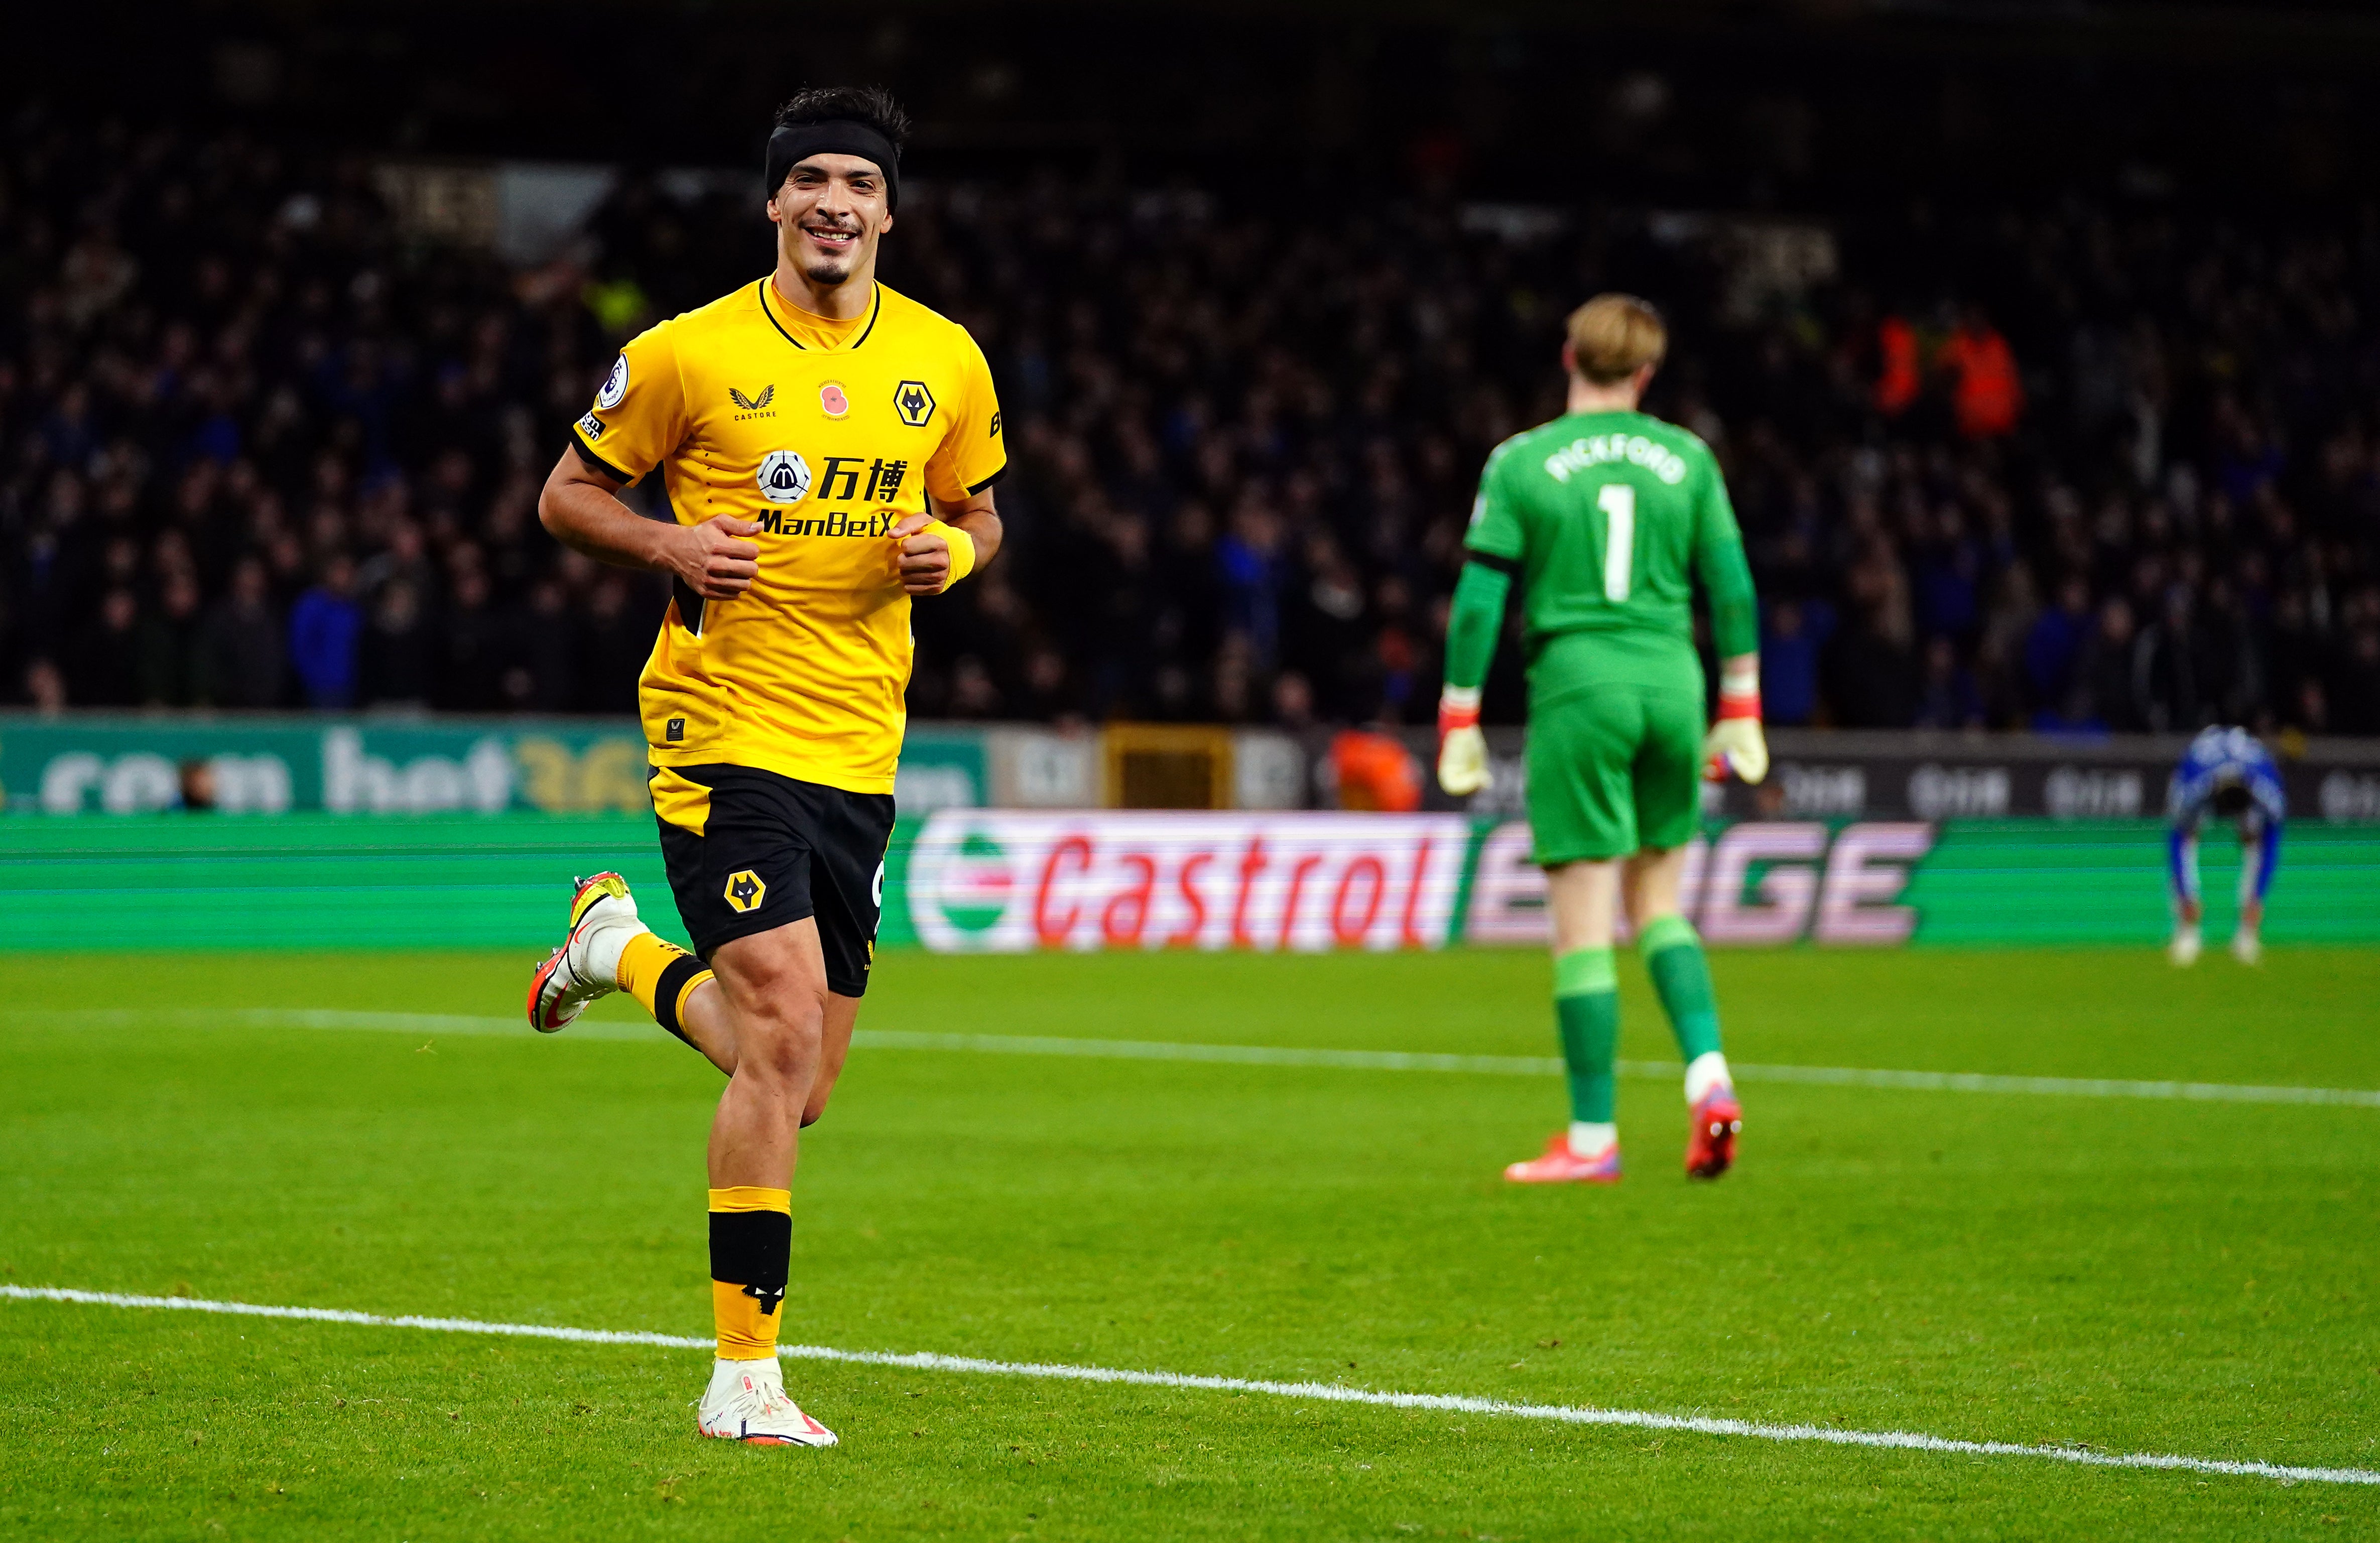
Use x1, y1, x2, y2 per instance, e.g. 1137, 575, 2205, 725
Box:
907, 812, 1469, 953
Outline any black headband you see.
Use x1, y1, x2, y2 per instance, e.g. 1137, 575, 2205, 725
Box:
766, 121, 900, 210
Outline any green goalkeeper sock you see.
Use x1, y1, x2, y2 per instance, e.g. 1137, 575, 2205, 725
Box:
1552, 947, 1618, 1125
1639, 914, 1723, 1063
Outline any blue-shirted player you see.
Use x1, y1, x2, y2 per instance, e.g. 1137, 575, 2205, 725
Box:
2167, 726, 2284, 966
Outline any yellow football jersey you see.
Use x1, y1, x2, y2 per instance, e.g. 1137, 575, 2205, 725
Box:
571, 278, 1005, 794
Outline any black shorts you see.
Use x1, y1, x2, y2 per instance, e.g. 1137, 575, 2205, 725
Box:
651, 763, 895, 997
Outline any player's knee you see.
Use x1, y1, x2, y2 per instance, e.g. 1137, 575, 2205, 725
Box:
737, 1009, 823, 1084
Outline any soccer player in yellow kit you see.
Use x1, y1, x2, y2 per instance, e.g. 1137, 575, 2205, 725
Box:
527, 86, 1005, 1447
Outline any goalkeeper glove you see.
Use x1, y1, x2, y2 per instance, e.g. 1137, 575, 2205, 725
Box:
1703, 663, 1768, 784
1437, 688, 1491, 797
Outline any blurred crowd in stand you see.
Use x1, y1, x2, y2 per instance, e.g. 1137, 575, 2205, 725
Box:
6, 113, 2379, 737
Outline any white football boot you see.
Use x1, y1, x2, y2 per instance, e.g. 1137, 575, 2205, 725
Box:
695, 1356, 838, 1447
525, 872, 644, 1031
2230, 927, 2262, 965
2167, 923, 2202, 967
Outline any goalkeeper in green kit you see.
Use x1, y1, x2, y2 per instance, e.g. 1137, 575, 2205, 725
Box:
1437, 294, 1766, 1184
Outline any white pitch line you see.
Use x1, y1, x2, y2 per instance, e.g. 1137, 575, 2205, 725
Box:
5, 1284, 2371, 1488
854, 1031, 2380, 1109
864, 1028, 1571, 1077
18, 1007, 654, 1042
1700, 1061, 2380, 1107
25, 1007, 2380, 1109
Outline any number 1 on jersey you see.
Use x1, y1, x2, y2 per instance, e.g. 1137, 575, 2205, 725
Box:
1597, 482, 1635, 601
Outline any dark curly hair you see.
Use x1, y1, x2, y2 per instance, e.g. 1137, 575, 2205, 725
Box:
772, 85, 912, 157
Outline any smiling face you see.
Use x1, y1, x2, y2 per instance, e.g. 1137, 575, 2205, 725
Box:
767, 153, 892, 288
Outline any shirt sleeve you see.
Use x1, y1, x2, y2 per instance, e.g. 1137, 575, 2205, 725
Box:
1461, 442, 1525, 565
1690, 447, 1759, 659
1689, 443, 1746, 556
570, 321, 687, 484
924, 328, 1007, 504
1441, 561, 1511, 692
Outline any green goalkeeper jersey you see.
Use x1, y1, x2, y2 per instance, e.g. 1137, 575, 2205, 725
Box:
1462, 409, 1756, 700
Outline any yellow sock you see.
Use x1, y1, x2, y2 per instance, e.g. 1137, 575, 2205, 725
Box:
709, 1186, 792, 1360
617, 932, 714, 1044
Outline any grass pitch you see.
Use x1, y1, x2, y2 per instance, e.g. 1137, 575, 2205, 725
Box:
3, 944, 2376, 1539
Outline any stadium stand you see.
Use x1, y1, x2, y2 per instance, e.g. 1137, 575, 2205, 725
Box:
5, 114, 2378, 736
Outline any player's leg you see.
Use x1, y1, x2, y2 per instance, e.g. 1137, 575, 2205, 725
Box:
780, 785, 889, 1128
2168, 823, 2203, 966
704, 920, 830, 1185
695, 786, 900, 1448
695, 917, 838, 1446
1505, 690, 1637, 1184
2231, 817, 2277, 964
1630, 687, 1739, 1178
1531, 857, 1625, 1178
657, 767, 866, 1445
695, 780, 890, 1441
1625, 846, 1740, 1178
1624, 844, 1724, 1085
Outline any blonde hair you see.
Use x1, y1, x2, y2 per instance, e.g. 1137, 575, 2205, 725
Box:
1566, 293, 1667, 385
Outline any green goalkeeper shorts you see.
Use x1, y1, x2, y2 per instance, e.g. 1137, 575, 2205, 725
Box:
1525, 684, 1706, 865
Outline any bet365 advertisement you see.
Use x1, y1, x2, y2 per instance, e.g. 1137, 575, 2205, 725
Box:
0, 715, 990, 816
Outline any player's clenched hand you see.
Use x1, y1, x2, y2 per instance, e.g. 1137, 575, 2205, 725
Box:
664, 516, 761, 600
1437, 690, 1492, 797
1439, 727, 1490, 796
1702, 660, 1767, 783
889, 512, 954, 596
1702, 718, 1769, 783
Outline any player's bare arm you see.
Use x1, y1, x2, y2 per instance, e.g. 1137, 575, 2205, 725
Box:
536, 452, 761, 601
